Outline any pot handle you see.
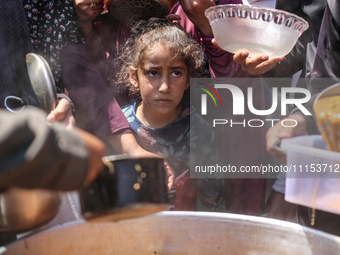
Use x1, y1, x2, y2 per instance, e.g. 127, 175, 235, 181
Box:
4, 96, 26, 113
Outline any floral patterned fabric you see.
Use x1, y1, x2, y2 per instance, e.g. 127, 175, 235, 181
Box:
122, 98, 225, 211
22, 0, 84, 92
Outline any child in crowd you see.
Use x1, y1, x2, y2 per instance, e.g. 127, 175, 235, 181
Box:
117, 18, 225, 211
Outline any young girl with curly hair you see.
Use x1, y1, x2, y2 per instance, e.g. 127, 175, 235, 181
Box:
117, 18, 225, 211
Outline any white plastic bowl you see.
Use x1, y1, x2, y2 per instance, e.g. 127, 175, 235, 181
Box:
205, 4, 309, 57
281, 135, 340, 215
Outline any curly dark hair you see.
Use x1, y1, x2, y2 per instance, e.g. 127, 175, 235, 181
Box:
114, 19, 205, 96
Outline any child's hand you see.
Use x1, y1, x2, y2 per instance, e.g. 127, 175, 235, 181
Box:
47, 98, 75, 129
163, 159, 175, 191
76, 129, 106, 186
106, 133, 176, 191
233, 50, 285, 76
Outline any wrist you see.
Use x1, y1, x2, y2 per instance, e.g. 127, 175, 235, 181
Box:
289, 114, 308, 136
77, 20, 94, 36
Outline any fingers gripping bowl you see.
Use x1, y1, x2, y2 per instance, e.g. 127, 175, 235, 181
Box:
205, 4, 309, 58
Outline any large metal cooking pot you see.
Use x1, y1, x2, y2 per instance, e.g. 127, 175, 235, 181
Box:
0, 188, 61, 233
1, 211, 340, 254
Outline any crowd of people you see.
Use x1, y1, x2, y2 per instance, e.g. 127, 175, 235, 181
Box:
1, 0, 340, 246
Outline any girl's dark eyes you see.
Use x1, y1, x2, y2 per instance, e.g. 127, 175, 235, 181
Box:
146, 70, 182, 77
172, 71, 181, 77
147, 71, 158, 77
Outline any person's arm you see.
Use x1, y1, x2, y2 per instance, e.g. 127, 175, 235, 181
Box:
174, 0, 258, 78
266, 114, 308, 163
74, 0, 104, 36
61, 43, 130, 138
74, 0, 118, 76
77, 128, 106, 186
106, 132, 175, 191
0, 108, 105, 191
178, 0, 216, 36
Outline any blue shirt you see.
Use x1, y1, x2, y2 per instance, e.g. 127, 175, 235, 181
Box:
122, 98, 225, 211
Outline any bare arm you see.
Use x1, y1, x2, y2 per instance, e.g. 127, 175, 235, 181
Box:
76, 128, 106, 186
266, 114, 308, 163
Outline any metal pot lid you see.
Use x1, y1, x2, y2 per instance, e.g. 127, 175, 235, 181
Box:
26, 53, 57, 113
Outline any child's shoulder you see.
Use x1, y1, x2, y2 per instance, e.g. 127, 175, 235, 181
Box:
189, 106, 215, 131
121, 98, 140, 114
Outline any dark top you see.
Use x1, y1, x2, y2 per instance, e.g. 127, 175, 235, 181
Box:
291, 3, 340, 134
0, 0, 35, 109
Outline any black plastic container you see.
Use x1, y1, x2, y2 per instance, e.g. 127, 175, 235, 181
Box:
78, 155, 168, 222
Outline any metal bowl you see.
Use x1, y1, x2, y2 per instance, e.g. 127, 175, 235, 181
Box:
0, 188, 61, 233
205, 4, 309, 58
2, 212, 340, 254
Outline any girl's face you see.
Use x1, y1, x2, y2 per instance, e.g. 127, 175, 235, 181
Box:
130, 43, 189, 126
